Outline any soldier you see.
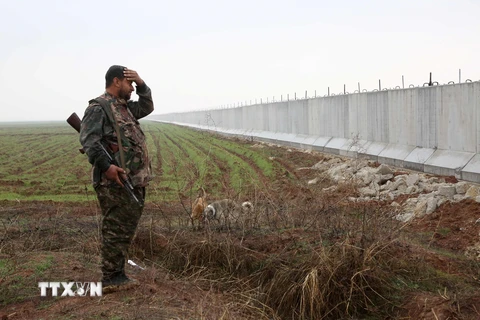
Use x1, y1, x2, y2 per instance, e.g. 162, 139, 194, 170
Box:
80, 65, 154, 290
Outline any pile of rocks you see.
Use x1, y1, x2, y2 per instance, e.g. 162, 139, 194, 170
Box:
307, 157, 480, 222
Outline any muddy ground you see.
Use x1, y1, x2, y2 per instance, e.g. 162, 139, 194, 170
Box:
1, 141, 480, 320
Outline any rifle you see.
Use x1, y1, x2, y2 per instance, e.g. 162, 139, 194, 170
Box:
66, 112, 142, 206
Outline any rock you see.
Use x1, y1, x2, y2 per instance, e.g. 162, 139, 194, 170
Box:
395, 174, 409, 182
308, 178, 319, 185
376, 164, 393, 175
381, 180, 392, 191
426, 198, 437, 214
391, 201, 400, 207
466, 186, 480, 199
437, 198, 447, 208
397, 183, 408, 193
416, 182, 426, 193
453, 194, 466, 202
405, 186, 418, 194
359, 187, 377, 197
455, 182, 469, 194
389, 179, 407, 192
396, 212, 415, 222
427, 177, 440, 184
312, 161, 326, 170
369, 181, 380, 191
406, 174, 420, 187
362, 173, 376, 186
322, 185, 337, 192
424, 184, 440, 193
476, 196, 480, 203
376, 174, 394, 185
414, 199, 428, 218
356, 170, 375, 186
352, 160, 369, 170
438, 185, 456, 198
327, 163, 349, 178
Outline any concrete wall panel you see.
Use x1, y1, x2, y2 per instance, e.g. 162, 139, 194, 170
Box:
151, 82, 480, 182
438, 83, 476, 152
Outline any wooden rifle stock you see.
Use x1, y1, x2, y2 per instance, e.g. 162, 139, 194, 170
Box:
66, 113, 85, 153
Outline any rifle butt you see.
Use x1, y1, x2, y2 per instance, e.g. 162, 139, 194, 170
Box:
66, 112, 82, 133
66, 112, 85, 153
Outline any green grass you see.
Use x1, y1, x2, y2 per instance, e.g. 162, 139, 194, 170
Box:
0, 121, 294, 202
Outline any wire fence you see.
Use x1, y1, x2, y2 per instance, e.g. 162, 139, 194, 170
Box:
204, 70, 479, 111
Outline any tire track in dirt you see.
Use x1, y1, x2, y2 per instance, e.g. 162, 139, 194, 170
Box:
162, 131, 201, 194
179, 132, 270, 191
163, 126, 231, 195
149, 128, 164, 178
173, 135, 231, 195
181, 130, 311, 198
7, 138, 72, 176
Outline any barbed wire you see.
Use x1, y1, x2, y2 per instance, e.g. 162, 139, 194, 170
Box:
191, 72, 479, 112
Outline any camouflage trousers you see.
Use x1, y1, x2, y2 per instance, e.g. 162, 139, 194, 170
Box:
95, 184, 145, 280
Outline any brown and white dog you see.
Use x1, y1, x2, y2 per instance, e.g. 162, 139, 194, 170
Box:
191, 188, 208, 227
203, 199, 254, 227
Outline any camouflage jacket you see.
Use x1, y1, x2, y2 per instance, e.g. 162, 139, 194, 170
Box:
79, 83, 154, 187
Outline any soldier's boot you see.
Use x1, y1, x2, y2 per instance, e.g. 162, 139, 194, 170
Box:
102, 273, 139, 294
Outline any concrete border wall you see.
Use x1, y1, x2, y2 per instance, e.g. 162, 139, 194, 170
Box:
150, 82, 480, 183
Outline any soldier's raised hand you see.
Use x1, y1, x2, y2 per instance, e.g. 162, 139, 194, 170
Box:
123, 68, 144, 87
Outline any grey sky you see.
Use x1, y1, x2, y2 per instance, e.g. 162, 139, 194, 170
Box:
1, 0, 479, 122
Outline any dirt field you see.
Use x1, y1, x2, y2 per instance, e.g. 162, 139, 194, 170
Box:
1, 129, 480, 319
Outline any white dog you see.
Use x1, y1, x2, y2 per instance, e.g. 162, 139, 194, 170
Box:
203, 199, 253, 227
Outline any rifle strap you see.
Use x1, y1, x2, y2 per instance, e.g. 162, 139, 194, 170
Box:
89, 98, 127, 172
112, 117, 127, 172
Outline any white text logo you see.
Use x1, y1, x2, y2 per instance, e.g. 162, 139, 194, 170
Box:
38, 282, 102, 297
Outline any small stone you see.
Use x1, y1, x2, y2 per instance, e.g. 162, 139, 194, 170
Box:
414, 199, 428, 218
359, 187, 377, 197
396, 212, 415, 222
376, 164, 393, 175
438, 185, 456, 198
397, 183, 407, 193
455, 182, 469, 194
322, 185, 337, 192
377, 174, 394, 184
437, 198, 447, 208
405, 186, 418, 194
406, 174, 420, 187
426, 198, 437, 214
466, 186, 480, 199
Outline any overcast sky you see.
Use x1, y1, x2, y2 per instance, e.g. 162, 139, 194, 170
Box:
1, 0, 479, 122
